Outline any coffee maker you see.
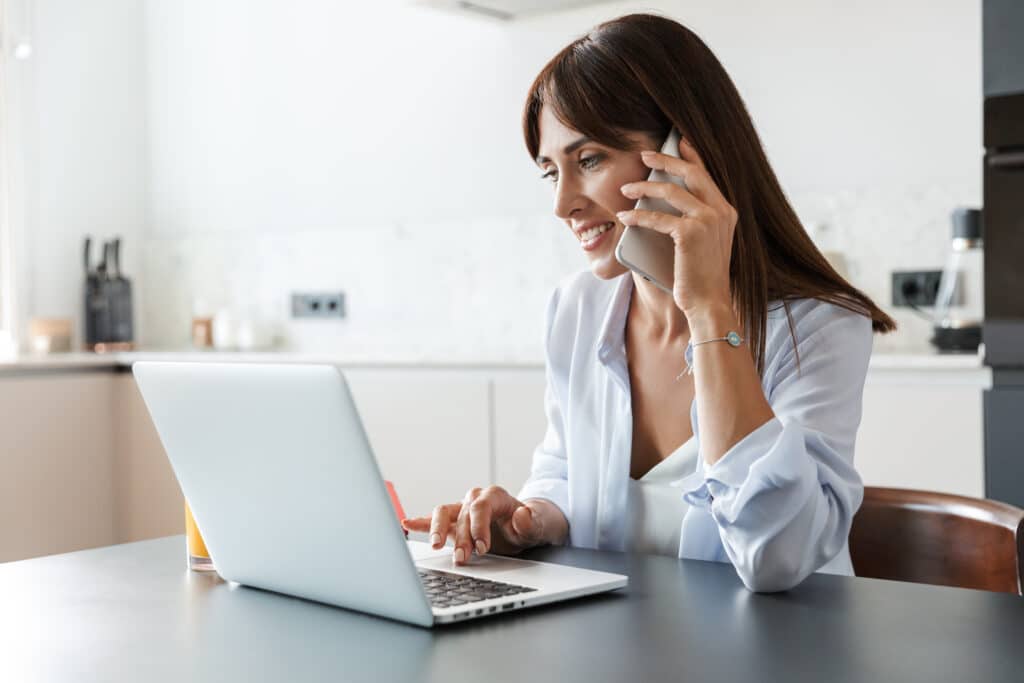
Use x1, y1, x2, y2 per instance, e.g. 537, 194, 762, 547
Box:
931, 208, 983, 352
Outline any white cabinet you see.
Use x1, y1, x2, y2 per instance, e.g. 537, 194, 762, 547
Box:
113, 373, 183, 542
856, 369, 986, 497
343, 369, 491, 520
0, 371, 185, 561
492, 371, 546, 494
0, 372, 117, 562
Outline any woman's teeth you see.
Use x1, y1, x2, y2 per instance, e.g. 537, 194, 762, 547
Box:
581, 222, 613, 243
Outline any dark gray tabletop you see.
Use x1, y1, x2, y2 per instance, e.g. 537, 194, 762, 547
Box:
2, 536, 1022, 682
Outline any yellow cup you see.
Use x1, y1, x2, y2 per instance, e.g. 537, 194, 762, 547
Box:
184, 501, 216, 572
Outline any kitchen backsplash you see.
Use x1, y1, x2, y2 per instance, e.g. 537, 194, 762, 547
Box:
140, 182, 974, 361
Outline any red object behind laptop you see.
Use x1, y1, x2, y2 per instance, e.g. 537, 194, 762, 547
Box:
385, 481, 408, 537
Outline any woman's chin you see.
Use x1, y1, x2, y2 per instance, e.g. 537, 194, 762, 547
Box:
587, 254, 630, 280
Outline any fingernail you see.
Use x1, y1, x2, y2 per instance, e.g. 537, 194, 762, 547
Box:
430, 533, 441, 547
616, 211, 629, 219
640, 150, 655, 157
620, 183, 633, 192
454, 547, 466, 564
475, 540, 486, 555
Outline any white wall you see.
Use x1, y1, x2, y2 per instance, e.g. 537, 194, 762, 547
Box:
139, 0, 983, 357
4, 0, 148, 350
144, 0, 982, 227
9, 0, 983, 357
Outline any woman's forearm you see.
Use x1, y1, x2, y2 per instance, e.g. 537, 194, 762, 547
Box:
687, 304, 775, 466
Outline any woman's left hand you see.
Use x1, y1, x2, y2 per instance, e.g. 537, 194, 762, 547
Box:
616, 137, 737, 320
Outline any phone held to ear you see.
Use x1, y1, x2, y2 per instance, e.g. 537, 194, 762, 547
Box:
614, 128, 684, 295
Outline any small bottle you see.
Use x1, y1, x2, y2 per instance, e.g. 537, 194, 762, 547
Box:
184, 500, 216, 572
191, 298, 214, 349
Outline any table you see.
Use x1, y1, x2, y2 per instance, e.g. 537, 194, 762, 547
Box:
1, 536, 1021, 682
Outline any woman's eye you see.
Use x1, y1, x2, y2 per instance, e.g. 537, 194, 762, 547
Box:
539, 154, 601, 184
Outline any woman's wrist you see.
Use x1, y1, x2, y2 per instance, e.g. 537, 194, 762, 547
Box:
685, 301, 737, 340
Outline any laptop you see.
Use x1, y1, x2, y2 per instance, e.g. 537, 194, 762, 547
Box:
132, 361, 627, 627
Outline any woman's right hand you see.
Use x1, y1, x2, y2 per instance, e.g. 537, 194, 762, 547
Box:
401, 486, 568, 565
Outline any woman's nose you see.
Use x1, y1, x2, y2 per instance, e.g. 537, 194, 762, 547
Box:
553, 175, 586, 220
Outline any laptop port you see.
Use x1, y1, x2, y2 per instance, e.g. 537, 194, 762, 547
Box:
502, 603, 513, 610
489, 606, 497, 613
475, 609, 483, 615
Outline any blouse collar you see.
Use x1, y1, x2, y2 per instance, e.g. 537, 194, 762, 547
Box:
596, 273, 634, 365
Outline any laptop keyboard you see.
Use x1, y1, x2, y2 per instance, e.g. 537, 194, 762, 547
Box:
417, 568, 536, 608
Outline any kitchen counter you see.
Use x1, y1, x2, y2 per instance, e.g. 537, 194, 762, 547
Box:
0, 346, 991, 378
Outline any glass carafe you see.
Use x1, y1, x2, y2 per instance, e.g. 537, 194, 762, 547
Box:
932, 208, 983, 352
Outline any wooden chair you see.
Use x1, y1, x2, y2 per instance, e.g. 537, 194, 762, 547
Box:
849, 486, 1024, 595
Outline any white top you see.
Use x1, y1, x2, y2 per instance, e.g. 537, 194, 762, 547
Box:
626, 437, 698, 557
517, 270, 873, 592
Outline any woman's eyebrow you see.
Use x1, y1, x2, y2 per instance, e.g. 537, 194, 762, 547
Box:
535, 136, 592, 164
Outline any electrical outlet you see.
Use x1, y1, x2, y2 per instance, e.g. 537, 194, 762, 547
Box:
291, 292, 346, 319
891, 271, 942, 308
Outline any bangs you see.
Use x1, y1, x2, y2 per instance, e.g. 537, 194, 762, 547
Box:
523, 33, 670, 161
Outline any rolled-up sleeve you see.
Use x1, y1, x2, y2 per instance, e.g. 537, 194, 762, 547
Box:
675, 306, 871, 592
517, 288, 570, 523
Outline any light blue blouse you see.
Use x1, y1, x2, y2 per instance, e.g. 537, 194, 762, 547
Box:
516, 270, 873, 592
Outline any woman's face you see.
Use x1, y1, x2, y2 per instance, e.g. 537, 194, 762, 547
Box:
535, 106, 660, 280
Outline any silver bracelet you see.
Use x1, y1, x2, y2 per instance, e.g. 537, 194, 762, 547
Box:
675, 331, 745, 381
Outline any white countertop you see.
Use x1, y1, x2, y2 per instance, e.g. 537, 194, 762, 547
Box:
0, 346, 989, 372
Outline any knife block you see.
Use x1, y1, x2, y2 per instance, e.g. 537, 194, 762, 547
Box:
83, 237, 135, 352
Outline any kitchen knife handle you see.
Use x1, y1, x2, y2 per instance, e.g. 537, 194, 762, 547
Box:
112, 237, 121, 278
98, 241, 109, 276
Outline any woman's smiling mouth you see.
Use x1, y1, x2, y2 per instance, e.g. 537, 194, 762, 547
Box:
578, 221, 615, 251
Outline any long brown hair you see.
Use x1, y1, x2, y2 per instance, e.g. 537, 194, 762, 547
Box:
523, 13, 895, 375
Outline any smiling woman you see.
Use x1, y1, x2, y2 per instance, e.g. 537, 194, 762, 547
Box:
523, 14, 896, 368
405, 13, 898, 593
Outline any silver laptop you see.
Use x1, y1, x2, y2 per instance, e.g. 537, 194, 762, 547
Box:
132, 361, 627, 627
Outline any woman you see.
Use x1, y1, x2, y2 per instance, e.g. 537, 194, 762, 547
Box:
403, 13, 895, 592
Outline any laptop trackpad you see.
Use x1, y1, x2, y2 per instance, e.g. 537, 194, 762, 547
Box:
414, 551, 542, 577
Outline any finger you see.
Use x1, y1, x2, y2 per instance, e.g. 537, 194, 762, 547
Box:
676, 138, 737, 215
428, 503, 461, 549
509, 505, 540, 544
453, 488, 481, 565
470, 486, 521, 553
490, 503, 539, 548
677, 136, 708, 172
621, 180, 703, 217
638, 149, 714, 204
615, 208, 695, 238
642, 142, 730, 213
638, 150, 700, 191
468, 495, 494, 555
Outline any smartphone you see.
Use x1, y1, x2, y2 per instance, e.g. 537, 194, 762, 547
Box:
614, 128, 684, 295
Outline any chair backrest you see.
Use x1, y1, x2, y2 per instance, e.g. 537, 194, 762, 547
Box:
849, 486, 1024, 595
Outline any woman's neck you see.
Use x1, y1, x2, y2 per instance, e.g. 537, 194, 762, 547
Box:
628, 273, 689, 343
